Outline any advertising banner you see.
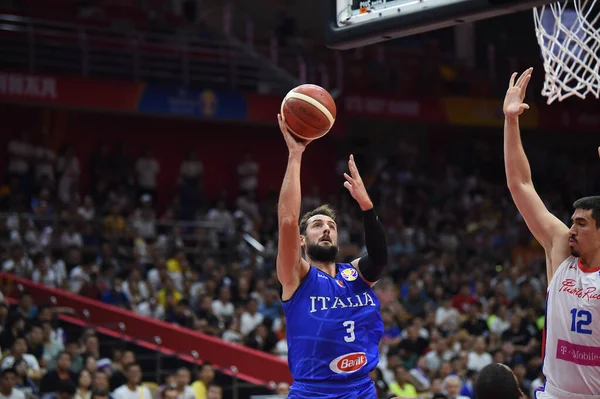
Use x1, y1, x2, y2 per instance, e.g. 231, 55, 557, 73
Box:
442, 97, 539, 129
138, 86, 248, 120
343, 94, 446, 123
0, 72, 142, 110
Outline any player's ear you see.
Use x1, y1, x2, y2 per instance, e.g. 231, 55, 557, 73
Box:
299, 235, 306, 247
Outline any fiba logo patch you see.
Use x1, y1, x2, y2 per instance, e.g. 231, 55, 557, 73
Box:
341, 268, 358, 282
199, 90, 217, 116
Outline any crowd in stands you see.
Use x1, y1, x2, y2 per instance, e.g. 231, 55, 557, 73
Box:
3, 123, 600, 399
0, 291, 230, 399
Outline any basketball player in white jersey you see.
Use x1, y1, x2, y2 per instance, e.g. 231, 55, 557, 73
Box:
504, 67, 600, 398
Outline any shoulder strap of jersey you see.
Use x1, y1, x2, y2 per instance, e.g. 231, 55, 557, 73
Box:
281, 266, 317, 306
548, 255, 576, 289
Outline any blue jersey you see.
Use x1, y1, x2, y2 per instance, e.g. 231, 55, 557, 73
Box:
282, 263, 383, 390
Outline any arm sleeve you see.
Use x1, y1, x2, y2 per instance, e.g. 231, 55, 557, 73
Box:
357, 208, 388, 282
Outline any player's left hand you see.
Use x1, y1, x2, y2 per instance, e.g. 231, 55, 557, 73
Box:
343, 154, 373, 211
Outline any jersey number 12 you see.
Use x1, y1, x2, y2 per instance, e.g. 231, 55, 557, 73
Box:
570, 308, 592, 335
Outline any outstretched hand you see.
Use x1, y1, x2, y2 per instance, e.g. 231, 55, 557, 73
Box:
343, 154, 373, 211
503, 68, 533, 118
278, 114, 310, 155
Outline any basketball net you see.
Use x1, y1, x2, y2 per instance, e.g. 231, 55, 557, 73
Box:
533, 0, 600, 104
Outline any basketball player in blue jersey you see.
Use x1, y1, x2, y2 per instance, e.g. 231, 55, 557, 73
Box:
276, 114, 388, 399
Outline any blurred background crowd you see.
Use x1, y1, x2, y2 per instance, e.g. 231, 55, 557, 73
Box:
1, 0, 600, 399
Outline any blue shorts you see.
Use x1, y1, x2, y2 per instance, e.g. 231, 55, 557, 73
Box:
288, 378, 377, 399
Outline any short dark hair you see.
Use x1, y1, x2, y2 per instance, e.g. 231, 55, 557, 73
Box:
475, 363, 522, 399
124, 363, 140, 373
299, 204, 336, 235
162, 386, 178, 399
573, 196, 600, 227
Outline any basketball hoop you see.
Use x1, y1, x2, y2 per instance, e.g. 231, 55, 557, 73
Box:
533, 0, 600, 104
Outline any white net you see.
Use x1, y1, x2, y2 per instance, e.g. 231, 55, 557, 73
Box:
533, 0, 600, 104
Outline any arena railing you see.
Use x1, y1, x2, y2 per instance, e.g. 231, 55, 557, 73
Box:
198, 0, 330, 90
0, 272, 292, 389
2, 290, 281, 399
0, 13, 295, 94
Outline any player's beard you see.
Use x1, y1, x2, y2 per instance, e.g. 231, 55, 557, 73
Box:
571, 248, 581, 257
306, 240, 338, 263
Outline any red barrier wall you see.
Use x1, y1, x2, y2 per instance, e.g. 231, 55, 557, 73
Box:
0, 272, 292, 385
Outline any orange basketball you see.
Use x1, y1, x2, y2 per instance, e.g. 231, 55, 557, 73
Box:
280, 84, 337, 140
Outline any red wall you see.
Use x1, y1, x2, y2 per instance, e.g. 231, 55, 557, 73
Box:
0, 104, 338, 208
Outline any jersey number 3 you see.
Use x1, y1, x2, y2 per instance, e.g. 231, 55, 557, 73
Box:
343, 320, 355, 342
570, 308, 592, 335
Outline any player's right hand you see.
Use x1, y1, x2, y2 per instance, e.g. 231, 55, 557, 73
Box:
278, 113, 311, 154
503, 67, 533, 118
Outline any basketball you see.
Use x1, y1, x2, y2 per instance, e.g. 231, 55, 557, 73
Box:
280, 84, 337, 140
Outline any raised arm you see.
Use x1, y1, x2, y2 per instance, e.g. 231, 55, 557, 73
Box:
276, 114, 310, 300
503, 68, 569, 279
344, 155, 388, 287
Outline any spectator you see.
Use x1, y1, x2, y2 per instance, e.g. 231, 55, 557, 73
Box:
135, 149, 160, 203
173, 368, 194, 399
25, 323, 44, 362
435, 298, 460, 334
0, 337, 41, 380
467, 337, 493, 372
452, 285, 477, 315
206, 384, 222, 399
55, 144, 80, 205
409, 357, 431, 392
12, 359, 37, 399
109, 351, 135, 392
100, 278, 130, 308
239, 298, 263, 336
74, 369, 93, 399
113, 364, 151, 399
179, 150, 203, 187
2, 246, 33, 279
0, 368, 25, 399
6, 132, 33, 181
39, 351, 76, 395
461, 304, 488, 337
165, 299, 195, 329
91, 372, 111, 399
31, 254, 59, 288
157, 279, 182, 307
236, 154, 259, 194
443, 375, 470, 399
211, 287, 234, 323
0, 315, 25, 352
190, 364, 214, 399
136, 297, 165, 320
388, 365, 418, 398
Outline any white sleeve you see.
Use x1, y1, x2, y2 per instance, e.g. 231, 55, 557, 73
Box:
27, 354, 40, 371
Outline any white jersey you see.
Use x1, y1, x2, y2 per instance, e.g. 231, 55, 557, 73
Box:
540, 256, 600, 397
